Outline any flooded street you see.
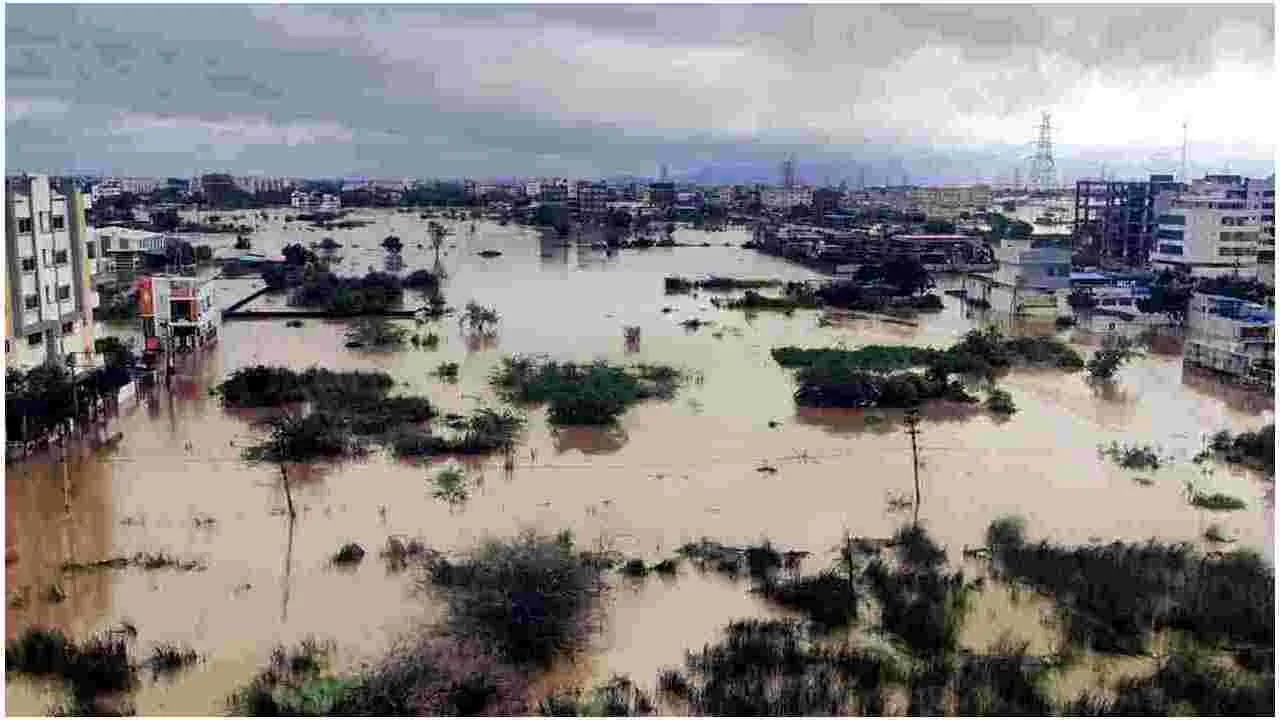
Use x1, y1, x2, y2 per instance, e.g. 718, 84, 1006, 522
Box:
7, 212, 1274, 713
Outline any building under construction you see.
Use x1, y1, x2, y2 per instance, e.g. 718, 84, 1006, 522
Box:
1072, 174, 1181, 266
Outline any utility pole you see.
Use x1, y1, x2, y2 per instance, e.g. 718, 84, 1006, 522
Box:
904, 409, 922, 528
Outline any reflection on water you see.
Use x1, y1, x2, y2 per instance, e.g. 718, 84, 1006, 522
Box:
7, 211, 1274, 712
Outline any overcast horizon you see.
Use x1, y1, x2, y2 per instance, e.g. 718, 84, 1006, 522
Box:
6, 4, 1276, 184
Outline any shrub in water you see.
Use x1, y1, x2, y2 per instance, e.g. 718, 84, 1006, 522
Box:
429, 531, 604, 666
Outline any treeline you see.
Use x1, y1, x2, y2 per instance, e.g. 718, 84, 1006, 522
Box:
774, 328, 1083, 409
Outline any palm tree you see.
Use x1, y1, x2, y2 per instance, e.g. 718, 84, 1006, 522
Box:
460, 301, 500, 334
429, 221, 446, 260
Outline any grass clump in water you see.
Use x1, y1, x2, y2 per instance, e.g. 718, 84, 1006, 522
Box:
431, 465, 469, 505
491, 355, 681, 425
428, 530, 604, 667
332, 543, 366, 566
620, 559, 649, 577
6, 627, 136, 714
985, 516, 1274, 654
986, 387, 1017, 415
1099, 441, 1162, 471
146, 643, 200, 676
1189, 490, 1247, 511
540, 675, 656, 716
656, 619, 912, 715
771, 345, 935, 372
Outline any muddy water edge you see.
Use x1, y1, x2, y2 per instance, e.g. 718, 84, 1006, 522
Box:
6, 211, 1274, 713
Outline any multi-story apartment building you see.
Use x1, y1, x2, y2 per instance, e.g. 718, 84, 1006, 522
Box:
234, 176, 294, 194
540, 179, 569, 204
4, 175, 99, 368
1184, 292, 1273, 387
761, 186, 813, 209
523, 180, 542, 199
1150, 175, 1262, 279
1247, 175, 1275, 285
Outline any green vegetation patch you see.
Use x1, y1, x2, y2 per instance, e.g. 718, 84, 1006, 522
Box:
491, 355, 682, 425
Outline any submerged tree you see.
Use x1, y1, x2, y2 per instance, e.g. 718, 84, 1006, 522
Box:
1087, 335, 1140, 381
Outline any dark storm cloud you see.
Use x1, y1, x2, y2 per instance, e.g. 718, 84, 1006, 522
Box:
5, 4, 1273, 180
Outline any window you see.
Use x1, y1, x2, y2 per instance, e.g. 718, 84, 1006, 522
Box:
101, 236, 111, 250
21, 257, 36, 272
51, 214, 65, 231
28, 333, 43, 347
57, 285, 71, 301
86, 242, 96, 259
1158, 243, 1184, 256
38, 212, 49, 233
17, 217, 33, 233
1219, 247, 1256, 258
54, 249, 69, 265
61, 321, 73, 334
41, 248, 49, 266
1220, 231, 1258, 243
24, 294, 39, 310
119, 238, 130, 250
1157, 214, 1185, 226
1156, 228, 1183, 241
45, 286, 51, 303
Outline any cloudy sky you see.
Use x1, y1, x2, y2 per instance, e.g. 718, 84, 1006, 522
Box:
6, 3, 1275, 183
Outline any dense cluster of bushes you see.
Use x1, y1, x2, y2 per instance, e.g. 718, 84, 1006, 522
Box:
1209, 425, 1275, 474
429, 531, 604, 667
664, 275, 781, 294
1099, 441, 1162, 471
390, 408, 525, 458
287, 270, 407, 315
778, 329, 1085, 409
218, 367, 435, 450
793, 365, 976, 409
986, 517, 1274, 654
491, 356, 682, 425
6, 338, 136, 442
1071, 642, 1274, 716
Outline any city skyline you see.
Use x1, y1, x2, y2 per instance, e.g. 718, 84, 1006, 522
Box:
6, 4, 1275, 181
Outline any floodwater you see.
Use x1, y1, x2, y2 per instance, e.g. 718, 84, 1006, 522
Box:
6, 211, 1274, 713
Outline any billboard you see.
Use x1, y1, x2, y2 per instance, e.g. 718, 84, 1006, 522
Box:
138, 277, 155, 317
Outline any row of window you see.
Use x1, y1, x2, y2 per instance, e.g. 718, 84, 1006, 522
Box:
13, 211, 68, 234
1219, 231, 1258, 243
1221, 216, 1255, 226
1156, 228, 1183, 241
1157, 243, 1184, 256
22, 285, 73, 308
17, 248, 73, 272
1157, 214, 1185, 225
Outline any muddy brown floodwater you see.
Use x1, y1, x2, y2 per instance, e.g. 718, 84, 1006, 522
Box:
6, 211, 1274, 713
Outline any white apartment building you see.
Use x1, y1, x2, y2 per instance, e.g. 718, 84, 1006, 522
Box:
5, 175, 99, 369
761, 186, 814, 209
1150, 176, 1263, 279
1184, 292, 1273, 387
1248, 175, 1275, 286
235, 176, 293, 194
96, 226, 166, 290
90, 177, 123, 202
524, 180, 542, 199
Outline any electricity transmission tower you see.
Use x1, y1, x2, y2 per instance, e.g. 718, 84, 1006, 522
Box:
1028, 111, 1057, 191
904, 409, 922, 528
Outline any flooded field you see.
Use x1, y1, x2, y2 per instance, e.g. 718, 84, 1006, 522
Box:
7, 211, 1274, 713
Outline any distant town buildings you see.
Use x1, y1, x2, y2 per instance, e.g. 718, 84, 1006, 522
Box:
290, 190, 341, 213
4, 175, 98, 369
761, 186, 813, 209
96, 226, 166, 291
